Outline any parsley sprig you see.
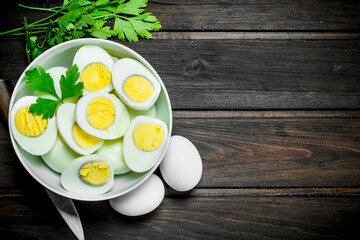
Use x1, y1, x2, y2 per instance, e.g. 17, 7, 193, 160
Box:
0, 0, 161, 62
25, 65, 83, 119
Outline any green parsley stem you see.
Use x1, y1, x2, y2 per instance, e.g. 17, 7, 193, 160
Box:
0, 8, 62, 36
18, 4, 57, 13
11, 30, 48, 36
29, 8, 63, 27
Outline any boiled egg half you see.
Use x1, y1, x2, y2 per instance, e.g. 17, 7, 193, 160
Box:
57, 103, 104, 155
112, 58, 161, 110
123, 116, 168, 172
10, 96, 57, 155
61, 154, 114, 195
73, 45, 114, 95
75, 92, 130, 140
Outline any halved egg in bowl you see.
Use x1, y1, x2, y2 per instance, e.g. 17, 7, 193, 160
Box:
8, 39, 172, 201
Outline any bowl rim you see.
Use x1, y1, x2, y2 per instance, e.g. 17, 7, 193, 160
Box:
8, 38, 173, 201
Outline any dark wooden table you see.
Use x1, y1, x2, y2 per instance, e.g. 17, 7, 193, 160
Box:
1, 0, 360, 239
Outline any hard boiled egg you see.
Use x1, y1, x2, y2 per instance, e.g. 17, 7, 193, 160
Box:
95, 138, 131, 175
73, 45, 114, 95
61, 155, 114, 195
123, 116, 168, 173
76, 92, 130, 140
127, 104, 156, 121
112, 58, 161, 110
109, 174, 164, 216
41, 134, 80, 173
57, 103, 104, 155
10, 96, 57, 155
160, 135, 203, 191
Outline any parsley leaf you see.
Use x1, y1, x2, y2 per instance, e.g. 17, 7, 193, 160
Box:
60, 64, 83, 99
114, 17, 138, 42
89, 20, 115, 39
2, 0, 161, 62
25, 66, 60, 100
26, 64, 83, 119
117, 0, 146, 15
28, 98, 60, 119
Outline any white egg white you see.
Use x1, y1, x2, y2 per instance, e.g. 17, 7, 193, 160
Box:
73, 45, 114, 95
123, 116, 168, 173
41, 134, 80, 173
57, 103, 104, 155
10, 96, 57, 155
76, 92, 130, 140
61, 154, 114, 195
95, 138, 131, 175
112, 58, 161, 110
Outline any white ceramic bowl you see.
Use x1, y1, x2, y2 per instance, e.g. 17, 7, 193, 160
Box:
8, 39, 172, 201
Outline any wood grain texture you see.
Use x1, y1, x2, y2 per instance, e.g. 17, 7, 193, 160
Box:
1, 190, 359, 240
1, 111, 359, 189
0, 38, 359, 110
1, 0, 360, 31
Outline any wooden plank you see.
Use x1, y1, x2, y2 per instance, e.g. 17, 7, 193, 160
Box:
0, 38, 359, 110
1, 1, 360, 31
1, 190, 359, 239
147, 0, 360, 31
152, 32, 360, 40
1, 111, 360, 189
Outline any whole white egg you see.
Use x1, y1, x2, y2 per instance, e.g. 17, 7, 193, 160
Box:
57, 103, 104, 155
123, 116, 168, 173
160, 135, 203, 192
95, 138, 131, 175
127, 104, 156, 120
10, 96, 57, 155
112, 58, 161, 110
73, 45, 114, 95
76, 92, 130, 140
41, 134, 80, 173
61, 154, 114, 195
109, 174, 164, 216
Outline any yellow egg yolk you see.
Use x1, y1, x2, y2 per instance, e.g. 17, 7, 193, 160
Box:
86, 96, 115, 129
80, 63, 112, 92
132, 123, 165, 151
123, 75, 154, 102
15, 106, 47, 137
72, 123, 101, 149
79, 161, 110, 185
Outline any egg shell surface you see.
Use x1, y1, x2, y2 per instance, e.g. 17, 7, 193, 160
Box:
123, 116, 168, 173
10, 96, 57, 155
72, 45, 114, 95
61, 154, 114, 195
112, 58, 161, 110
95, 138, 131, 175
160, 135, 203, 192
41, 134, 80, 173
128, 104, 156, 120
57, 103, 104, 155
76, 92, 130, 140
109, 174, 164, 216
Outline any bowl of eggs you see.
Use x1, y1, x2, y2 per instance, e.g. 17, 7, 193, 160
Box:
9, 38, 172, 201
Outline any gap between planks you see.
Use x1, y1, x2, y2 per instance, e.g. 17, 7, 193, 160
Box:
1, 188, 360, 198
152, 32, 360, 40
172, 110, 360, 119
